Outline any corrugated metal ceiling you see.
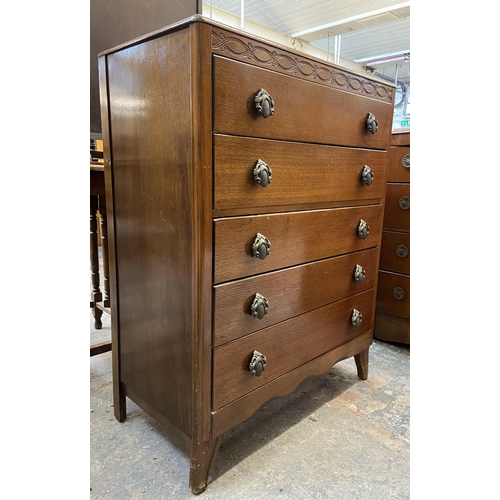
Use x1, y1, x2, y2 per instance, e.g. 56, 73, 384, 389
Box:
203, 0, 410, 82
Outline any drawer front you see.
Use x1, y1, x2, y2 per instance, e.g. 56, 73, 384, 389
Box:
214, 205, 383, 283
214, 248, 379, 346
213, 289, 375, 409
383, 183, 410, 231
214, 135, 387, 210
213, 56, 393, 149
387, 146, 410, 183
379, 231, 410, 275
376, 271, 410, 318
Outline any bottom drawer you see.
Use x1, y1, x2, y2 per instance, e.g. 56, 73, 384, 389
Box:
376, 270, 410, 318
213, 289, 375, 410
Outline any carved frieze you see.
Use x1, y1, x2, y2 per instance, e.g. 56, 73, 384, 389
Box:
211, 30, 394, 103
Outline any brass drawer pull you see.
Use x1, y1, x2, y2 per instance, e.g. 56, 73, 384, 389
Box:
396, 245, 408, 258
353, 264, 366, 284
251, 293, 269, 319
399, 196, 410, 210
252, 233, 271, 260
393, 287, 405, 300
255, 88, 274, 118
357, 219, 370, 240
249, 350, 267, 376
361, 165, 374, 186
366, 112, 378, 134
351, 309, 363, 328
402, 154, 410, 168
253, 159, 272, 187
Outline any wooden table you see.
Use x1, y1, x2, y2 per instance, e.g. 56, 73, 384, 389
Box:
90, 162, 111, 356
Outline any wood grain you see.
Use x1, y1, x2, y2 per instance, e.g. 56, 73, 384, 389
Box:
214, 205, 383, 283
213, 56, 393, 150
382, 184, 410, 231
213, 289, 375, 409
214, 134, 387, 210
213, 248, 378, 346
379, 231, 410, 275
376, 270, 410, 318
387, 146, 410, 183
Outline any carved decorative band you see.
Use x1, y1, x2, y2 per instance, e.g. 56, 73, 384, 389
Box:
211, 30, 393, 103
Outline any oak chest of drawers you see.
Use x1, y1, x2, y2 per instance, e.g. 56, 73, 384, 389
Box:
99, 15, 395, 494
374, 130, 410, 344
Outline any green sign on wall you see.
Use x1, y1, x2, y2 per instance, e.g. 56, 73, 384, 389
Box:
400, 120, 410, 126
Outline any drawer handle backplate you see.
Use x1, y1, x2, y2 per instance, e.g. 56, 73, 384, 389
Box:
351, 309, 363, 328
249, 350, 267, 377
361, 165, 374, 186
252, 233, 271, 260
357, 219, 370, 240
402, 154, 410, 168
393, 287, 405, 300
353, 264, 366, 284
366, 113, 379, 134
253, 159, 272, 187
396, 245, 409, 258
399, 196, 410, 210
255, 88, 274, 118
251, 293, 269, 319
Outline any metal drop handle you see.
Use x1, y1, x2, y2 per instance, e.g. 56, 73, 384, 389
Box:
252, 233, 271, 260
351, 309, 363, 328
353, 264, 366, 284
255, 88, 274, 118
249, 350, 267, 376
357, 219, 370, 240
251, 293, 269, 319
366, 113, 379, 134
361, 165, 374, 186
254, 159, 272, 187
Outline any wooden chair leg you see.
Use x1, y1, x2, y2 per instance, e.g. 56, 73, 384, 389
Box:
98, 195, 110, 307
90, 195, 102, 329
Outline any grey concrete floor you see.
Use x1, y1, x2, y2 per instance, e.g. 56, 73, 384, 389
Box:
90, 310, 409, 499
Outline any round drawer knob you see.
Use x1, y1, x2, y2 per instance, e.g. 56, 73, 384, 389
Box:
251, 293, 269, 319
361, 165, 374, 186
252, 233, 271, 260
249, 350, 267, 376
396, 245, 409, 258
255, 88, 274, 118
353, 264, 366, 284
402, 154, 410, 168
399, 196, 410, 210
351, 309, 363, 328
253, 159, 272, 187
393, 287, 405, 300
366, 113, 379, 134
357, 219, 370, 240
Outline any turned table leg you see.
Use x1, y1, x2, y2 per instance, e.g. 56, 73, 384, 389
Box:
90, 195, 103, 329
189, 436, 222, 495
354, 348, 369, 380
98, 195, 110, 307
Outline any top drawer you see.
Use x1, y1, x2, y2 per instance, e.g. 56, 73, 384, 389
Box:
213, 56, 393, 149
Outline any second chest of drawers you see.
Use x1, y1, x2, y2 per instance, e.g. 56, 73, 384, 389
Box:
99, 15, 395, 494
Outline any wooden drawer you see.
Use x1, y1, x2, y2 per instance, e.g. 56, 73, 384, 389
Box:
213, 289, 375, 409
383, 183, 410, 231
214, 135, 387, 210
376, 270, 410, 319
387, 146, 410, 183
379, 231, 410, 275
214, 204, 383, 283
213, 55, 393, 149
214, 248, 379, 346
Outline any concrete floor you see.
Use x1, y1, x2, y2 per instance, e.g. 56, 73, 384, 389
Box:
90, 312, 409, 499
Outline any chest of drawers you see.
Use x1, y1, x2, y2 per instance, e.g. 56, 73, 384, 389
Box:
99, 15, 395, 494
374, 130, 410, 344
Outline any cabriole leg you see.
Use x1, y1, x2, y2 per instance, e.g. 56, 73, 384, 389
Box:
354, 348, 369, 380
